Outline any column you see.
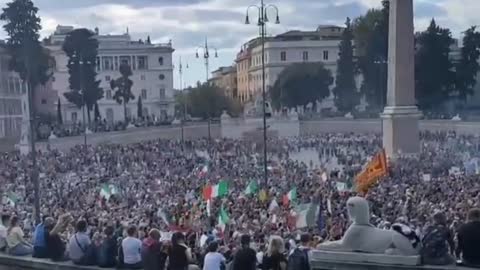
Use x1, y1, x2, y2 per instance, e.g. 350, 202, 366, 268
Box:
381, 0, 422, 157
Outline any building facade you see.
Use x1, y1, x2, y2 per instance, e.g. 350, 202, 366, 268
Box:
235, 25, 344, 105
47, 25, 175, 124
210, 66, 238, 99
0, 47, 23, 139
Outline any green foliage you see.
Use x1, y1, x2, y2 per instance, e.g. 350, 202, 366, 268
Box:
184, 83, 238, 119
334, 17, 358, 113
353, 1, 389, 111
56, 98, 63, 125
137, 96, 143, 119
63, 28, 103, 123
110, 63, 134, 122
0, 0, 51, 88
455, 26, 480, 102
415, 19, 455, 112
271, 63, 333, 110
94, 102, 101, 121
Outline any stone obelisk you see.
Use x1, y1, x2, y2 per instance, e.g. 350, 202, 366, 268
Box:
381, 0, 422, 157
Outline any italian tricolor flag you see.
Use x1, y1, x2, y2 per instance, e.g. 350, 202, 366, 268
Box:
218, 206, 230, 232
203, 181, 228, 201
244, 180, 258, 195
283, 188, 297, 206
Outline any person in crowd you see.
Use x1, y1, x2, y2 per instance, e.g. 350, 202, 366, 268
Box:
97, 225, 118, 268
6, 216, 32, 256
121, 225, 143, 269
0, 214, 10, 252
68, 220, 95, 265
232, 234, 257, 270
203, 241, 226, 270
262, 236, 287, 270
169, 232, 198, 270
457, 208, 480, 266
32, 215, 48, 258
141, 228, 166, 270
421, 212, 455, 265
287, 234, 311, 270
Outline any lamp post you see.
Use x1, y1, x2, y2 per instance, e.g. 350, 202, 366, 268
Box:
178, 57, 189, 148
70, 52, 92, 147
196, 37, 218, 142
245, 0, 280, 185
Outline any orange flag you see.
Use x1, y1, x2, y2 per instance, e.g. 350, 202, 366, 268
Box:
355, 149, 388, 194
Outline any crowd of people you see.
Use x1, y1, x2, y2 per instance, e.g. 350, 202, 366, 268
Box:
0, 131, 480, 269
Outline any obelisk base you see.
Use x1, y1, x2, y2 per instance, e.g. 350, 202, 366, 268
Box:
381, 106, 422, 158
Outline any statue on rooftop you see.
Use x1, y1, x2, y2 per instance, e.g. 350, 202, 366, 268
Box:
317, 196, 419, 256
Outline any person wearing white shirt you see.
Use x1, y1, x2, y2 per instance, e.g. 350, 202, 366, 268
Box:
203, 241, 226, 270
0, 214, 11, 252
122, 225, 143, 269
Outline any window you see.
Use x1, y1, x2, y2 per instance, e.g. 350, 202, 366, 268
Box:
14, 78, 20, 93
105, 75, 111, 81
140, 75, 146, 80
159, 74, 165, 80
323, 50, 329, 60
72, 112, 78, 123
138, 56, 148, 70
120, 56, 131, 66
102, 56, 114, 70
114, 56, 119, 70
132, 56, 136, 70
158, 57, 164, 66
141, 89, 147, 99
41, 99, 47, 105
302, 51, 309, 61
280, 51, 286, 61
106, 90, 112, 99
159, 88, 166, 99
96, 57, 101, 71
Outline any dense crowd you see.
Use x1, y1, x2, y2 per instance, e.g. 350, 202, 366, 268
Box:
0, 131, 480, 269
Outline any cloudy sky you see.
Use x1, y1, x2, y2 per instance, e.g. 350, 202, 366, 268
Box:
0, 0, 477, 88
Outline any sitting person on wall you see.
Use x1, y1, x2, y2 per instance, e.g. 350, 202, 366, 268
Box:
45, 214, 72, 261
68, 219, 96, 265
141, 228, 167, 270
421, 212, 455, 265
6, 216, 33, 256
0, 214, 10, 252
97, 225, 118, 268
203, 241, 226, 270
32, 215, 48, 258
457, 208, 480, 266
121, 225, 143, 269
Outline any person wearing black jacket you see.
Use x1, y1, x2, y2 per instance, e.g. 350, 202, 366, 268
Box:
232, 235, 257, 270
457, 208, 480, 266
97, 226, 117, 268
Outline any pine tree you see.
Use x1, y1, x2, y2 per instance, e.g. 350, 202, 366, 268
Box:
111, 63, 134, 123
63, 28, 104, 124
415, 19, 455, 112
455, 26, 480, 103
56, 98, 63, 125
334, 17, 358, 113
94, 102, 101, 121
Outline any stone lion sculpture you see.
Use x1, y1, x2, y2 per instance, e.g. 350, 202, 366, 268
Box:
318, 196, 419, 256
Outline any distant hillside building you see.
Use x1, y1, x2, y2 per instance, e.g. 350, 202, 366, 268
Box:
45, 25, 175, 124
210, 66, 237, 99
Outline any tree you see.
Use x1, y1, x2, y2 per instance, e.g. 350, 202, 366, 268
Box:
186, 82, 235, 119
271, 63, 333, 110
110, 63, 134, 122
63, 28, 103, 124
1, 0, 51, 225
56, 98, 63, 125
415, 19, 456, 112
455, 26, 480, 103
94, 102, 101, 121
334, 17, 358, 113
353, 0, 389, 111
137, 96, 143, 119
1, 0, 51, 88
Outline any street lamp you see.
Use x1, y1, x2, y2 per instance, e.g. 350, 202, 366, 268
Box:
196, 37, 218, 142
245, 0, 280, 185
70, 52, 92, 147
178, 57, 189, 149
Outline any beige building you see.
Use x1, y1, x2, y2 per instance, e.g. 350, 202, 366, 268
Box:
210, 66, 237, 99
235, 25, 344, 105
